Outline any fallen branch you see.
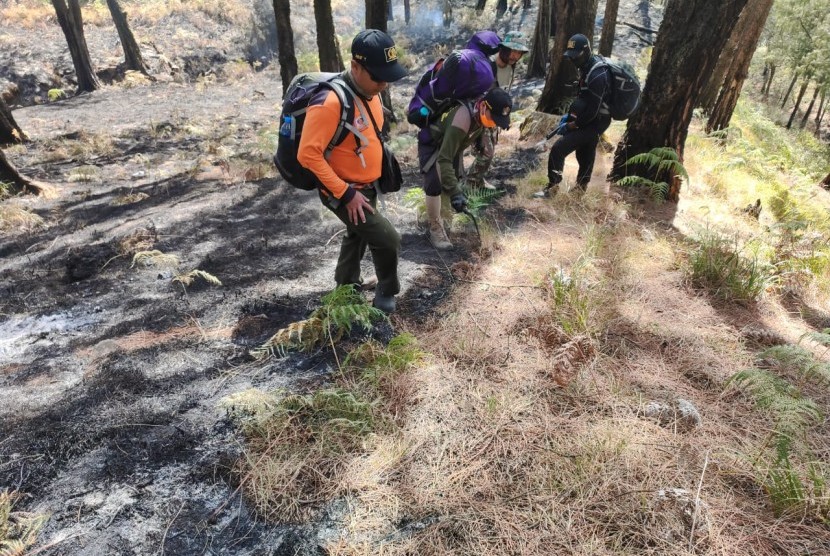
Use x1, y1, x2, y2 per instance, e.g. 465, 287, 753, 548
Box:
619, 20, 658, 34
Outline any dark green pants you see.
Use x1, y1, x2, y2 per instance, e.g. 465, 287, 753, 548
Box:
321, 187, 401, 297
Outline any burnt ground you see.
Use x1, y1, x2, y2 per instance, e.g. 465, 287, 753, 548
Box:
0, 2, 662, 554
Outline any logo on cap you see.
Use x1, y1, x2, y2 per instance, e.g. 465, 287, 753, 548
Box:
502, 107, 511, 116
385, 46, 398, 63
567, 40, 576, 49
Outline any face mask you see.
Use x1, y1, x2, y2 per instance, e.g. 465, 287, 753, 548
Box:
479, 106, 497, 128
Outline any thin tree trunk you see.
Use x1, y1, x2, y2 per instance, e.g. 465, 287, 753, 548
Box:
496, 0, 507, 18
314, 0, 343, 72
0, 97, 27, 144
815, 88, 827, 131
476, 0, 487, 11
780, 73, 798, 109
443, 0, 452, 27
786, 78, 809, 129
537, 0, 598, 114
387, 0, 393, 21
762, 62, 775, 98
404, 0, 410, 23
705, 0, 773, 132
800, 85, 820, 129
526, 0, 550, 78
611, 0, 750, 202
51, 0, 100, 93
598, 0, 619, 57
0, 148, 44, 195
366, 0, 387, 31
105, 0, 149, 75
273, 0, 298, 96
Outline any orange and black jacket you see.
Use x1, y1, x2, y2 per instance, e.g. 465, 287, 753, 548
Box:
297, 73, 383, 204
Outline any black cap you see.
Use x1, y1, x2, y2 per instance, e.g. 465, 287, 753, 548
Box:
351, 29, 407, 83
564, 33, 591, 62
482, 88, 513, 129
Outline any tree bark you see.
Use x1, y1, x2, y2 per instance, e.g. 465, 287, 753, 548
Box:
820, 171, 830, 189
476, 0, 487, 11
314, 0, 343, 72
800, 85, 820, 129
0, 97, 27, 145
51, 0, 100, 93
273, 0, 298, 96
105, 0, 148, 75
526, 0, 550, 78
404, 0, 410, 23
387, 0, 393, 21
610, 0, 751, 202
0, 148, 44, 195
598, 0, 619, 57
815, 87, 827, 132
705, 0, 773, 132
761, 62, 775, 99
443, 0, 452, 27
366, 0, 387, 32
496, 0, 508, 18
786, 77, 809, 129
537, 0, 598, 114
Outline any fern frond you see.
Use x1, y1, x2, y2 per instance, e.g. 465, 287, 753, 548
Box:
131, 249, 180, 269
803, 329, 830, 347
173, 269, 223, 287
657, 159, 689, 180
625, 152, 662, 169
648, 147, 681, 161
616, 175, 654, 188
760, 345, 830, 385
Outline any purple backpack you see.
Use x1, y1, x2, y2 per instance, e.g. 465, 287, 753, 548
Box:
406, 31, 499, 128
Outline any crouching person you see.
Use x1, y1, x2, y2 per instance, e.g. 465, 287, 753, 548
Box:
297, 29, 407, 313
418, 88, 513, 250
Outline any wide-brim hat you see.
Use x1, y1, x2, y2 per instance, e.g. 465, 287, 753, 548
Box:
351, 29, 407, 83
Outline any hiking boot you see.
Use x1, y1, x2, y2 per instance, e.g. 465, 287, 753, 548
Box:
428, 224, 454, 250
572, 182, 588, 196
372, 294, 396, 314
533, 183, 558, 199
481, 179, 498, 190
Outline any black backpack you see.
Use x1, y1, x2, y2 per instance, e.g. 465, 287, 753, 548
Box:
586, 57, 641, 121
274, 73, 369, 191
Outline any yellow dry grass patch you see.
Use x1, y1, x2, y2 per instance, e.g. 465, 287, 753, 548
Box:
0, 203, 45, 232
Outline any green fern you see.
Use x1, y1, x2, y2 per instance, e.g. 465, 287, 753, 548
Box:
803, 329, 830, 348
344, 333, 423, 387
760, 345, 830, 386
462, 186, 505, 217
728, 368, 822, 461
617, 147, 688, 201
251, 285, 385, 359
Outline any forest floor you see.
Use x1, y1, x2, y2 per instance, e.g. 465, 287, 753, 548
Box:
6, 1, 830, 556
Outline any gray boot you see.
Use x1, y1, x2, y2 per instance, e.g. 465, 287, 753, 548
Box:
533, 183, 559, 199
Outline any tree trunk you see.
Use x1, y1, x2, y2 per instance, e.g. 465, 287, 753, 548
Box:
705, 0, 773, 132
598, 0, 619, 57
366, 0, 387, 31
105, 0, 148, 75
0, 97, 27, 144
610, 0, 750, 202
51, 0, 100, 93
786, 77, 809, 129
780, 73, 798, 109
0, 148, 44, 195
537, 0, 598, 114
762, 62, 775, 99
800, 85, 820, 129
815, 87, 827, 132
387, 0, 393, 21
820, 171, 830, 189
273, 0, 298, 96
314, 0, 343, 72
524, 0, 532, 8
496, 0, 507, 18
476, 0, 487, 11
443, 0, 452, 27
526, 0, 550, 78
404, 0, 410, 23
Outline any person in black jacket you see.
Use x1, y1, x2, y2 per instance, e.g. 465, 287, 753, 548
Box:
534, 34, 612, 198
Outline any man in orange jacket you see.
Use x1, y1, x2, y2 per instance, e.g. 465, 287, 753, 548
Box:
297, 30, 407, 313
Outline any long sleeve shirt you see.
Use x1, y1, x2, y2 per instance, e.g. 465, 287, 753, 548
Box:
297, 74, 384, 203
427, 103, 484, 197
570, 56, 612, 127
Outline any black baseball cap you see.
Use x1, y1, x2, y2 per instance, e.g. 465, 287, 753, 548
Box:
564, 34, 590, 60
351, 29, 407, 83
482, 88, 513, 129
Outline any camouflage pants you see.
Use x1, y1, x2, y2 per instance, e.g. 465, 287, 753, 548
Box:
465, 127, 497, 187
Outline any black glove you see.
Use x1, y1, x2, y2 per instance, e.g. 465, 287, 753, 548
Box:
450, 193, 467, 213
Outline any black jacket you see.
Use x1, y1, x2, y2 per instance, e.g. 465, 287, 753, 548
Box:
569, 55, 612, 128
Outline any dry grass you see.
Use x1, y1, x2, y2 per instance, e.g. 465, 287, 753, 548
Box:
0, 203, 45, 232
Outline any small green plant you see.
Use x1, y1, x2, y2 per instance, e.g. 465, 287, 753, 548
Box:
617, 147, 689, 201
543, 265, 594, 336
759, 344, 830, 386
251, 285, 385, 359
688, 226, 774, 302
462, 185, 505, 217
47, 88, 65, 102
0, 490, 49, 556
344, 333, 423, 388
